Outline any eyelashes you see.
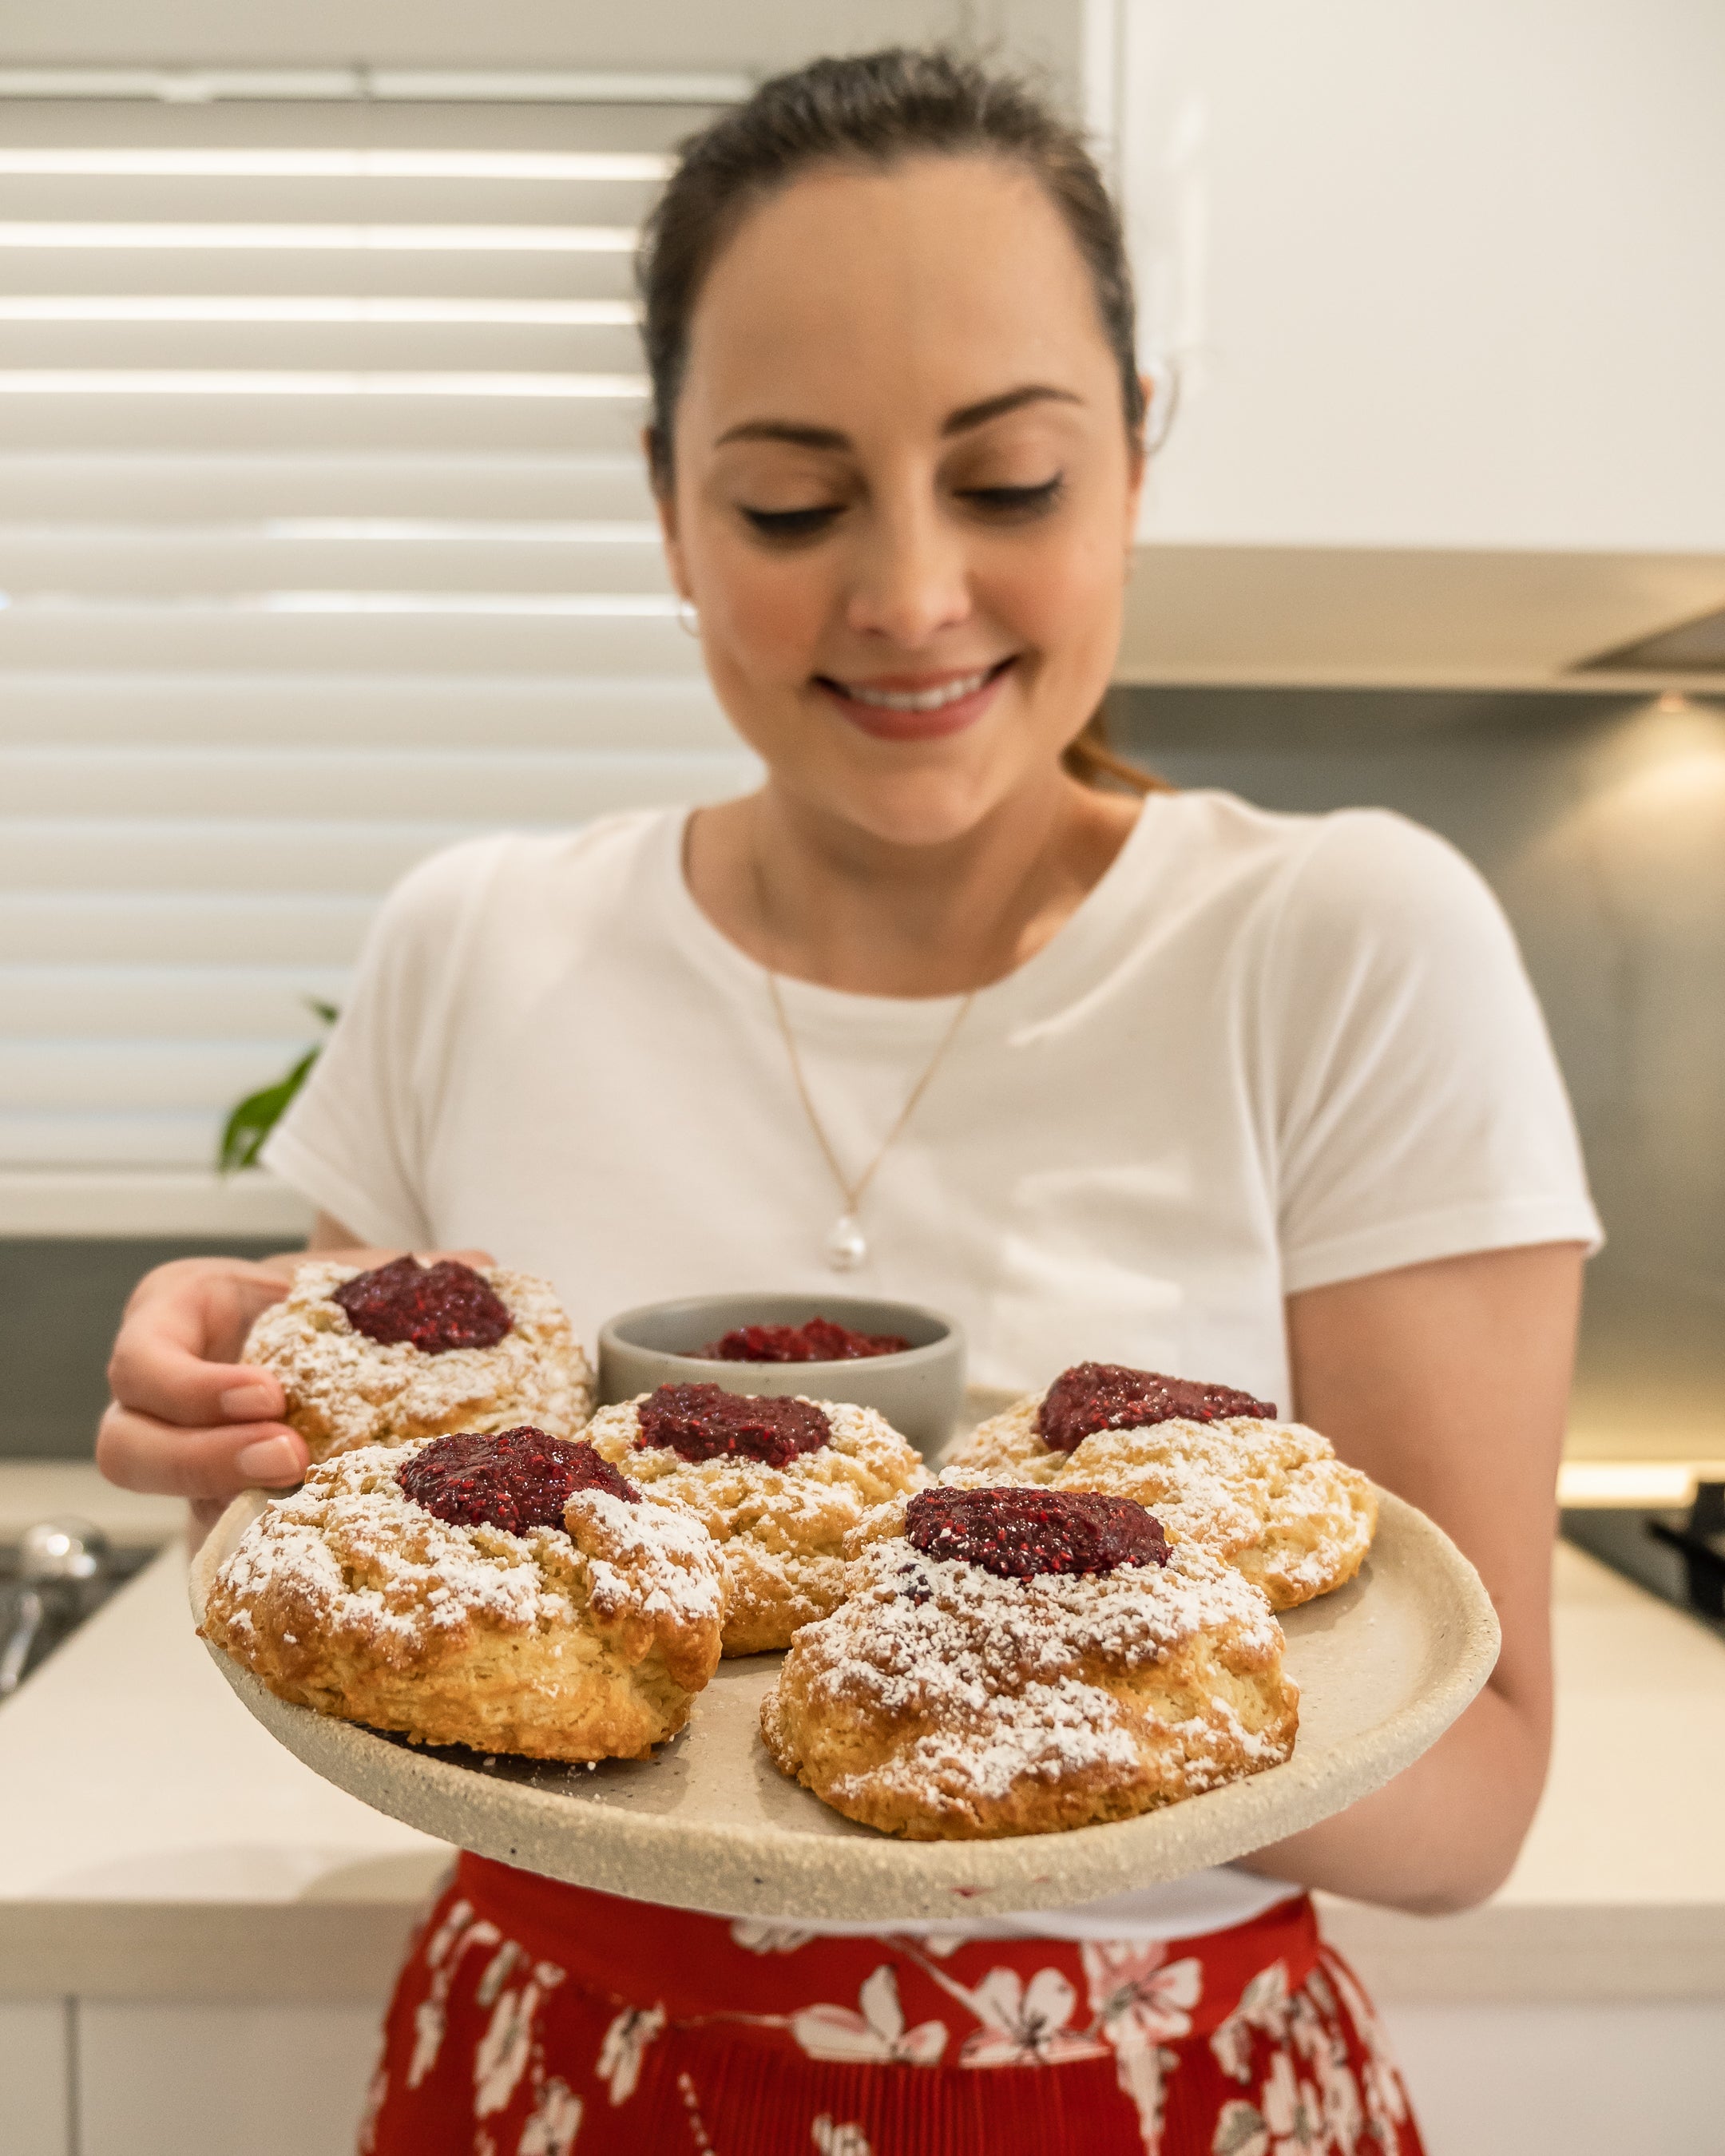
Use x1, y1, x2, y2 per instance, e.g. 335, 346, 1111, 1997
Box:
740, 504, 843, 538
954, 476, 1065, 518
737, 474, 1065, 541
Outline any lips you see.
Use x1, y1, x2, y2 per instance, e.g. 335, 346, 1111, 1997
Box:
815, 657, 1015, 741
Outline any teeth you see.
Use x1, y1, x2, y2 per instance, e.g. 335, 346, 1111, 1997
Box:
843, 668, 991, 713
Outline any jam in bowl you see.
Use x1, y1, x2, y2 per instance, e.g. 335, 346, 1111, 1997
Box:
596, 1293, 965, 1464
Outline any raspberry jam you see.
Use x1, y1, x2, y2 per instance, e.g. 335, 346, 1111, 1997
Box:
1037, 1362, 1276, 1453
695, 1317, 911, 1364
906, 1485, 1170, 1579
332, 1255, 513, 1355
636, 1384, 831, 1468
397, 1427, 637, 1536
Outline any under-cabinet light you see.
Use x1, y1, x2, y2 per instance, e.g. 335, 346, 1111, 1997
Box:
1556, 1461, 1703, 1508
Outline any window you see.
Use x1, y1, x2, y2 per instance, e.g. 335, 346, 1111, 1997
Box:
0, 76, 754, 1235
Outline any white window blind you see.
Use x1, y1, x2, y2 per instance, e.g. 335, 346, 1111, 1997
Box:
0, 84, 756, 1236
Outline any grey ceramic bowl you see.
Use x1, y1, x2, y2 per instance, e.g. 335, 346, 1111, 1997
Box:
596, 1292, 966, 1464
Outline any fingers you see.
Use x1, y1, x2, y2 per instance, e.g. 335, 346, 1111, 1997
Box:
109, 1310, 287, 1431
96, 1401, 309, 1503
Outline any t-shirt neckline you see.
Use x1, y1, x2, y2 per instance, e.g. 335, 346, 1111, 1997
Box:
653, 792, 1180, 1038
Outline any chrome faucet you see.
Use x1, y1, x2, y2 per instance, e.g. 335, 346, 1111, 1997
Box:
0, 1517, 109, 1698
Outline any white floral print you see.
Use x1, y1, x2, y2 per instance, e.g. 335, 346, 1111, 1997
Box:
791, 1964, 950, 2066
1080, 1940, 1204, 2153
410, 1909, 502, 2089
596, 2003, 665, 2105
475, 1983, 539, 2118
732, 1916, 819, 1955
1322, 1956, 1408, 2150
810, 2118, 873, 2156
517, 2076, 583, 2156
1211, 1963, 1291, 2084
957, 1965, 1108, 2067
474, 1967, 565, 2121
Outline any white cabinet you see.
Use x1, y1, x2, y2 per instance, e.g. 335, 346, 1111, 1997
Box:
0, 2001, 71, 2156
76, 2001, 383, 2156
1120, 0, 1725, 553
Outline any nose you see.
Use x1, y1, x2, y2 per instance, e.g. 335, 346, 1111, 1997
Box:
843, 492, 972, 649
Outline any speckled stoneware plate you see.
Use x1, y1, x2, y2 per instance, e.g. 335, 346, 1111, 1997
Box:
189, 1465, 1499, 1924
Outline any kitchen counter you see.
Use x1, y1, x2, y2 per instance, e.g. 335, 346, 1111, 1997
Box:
1, 1480, 1722, 2007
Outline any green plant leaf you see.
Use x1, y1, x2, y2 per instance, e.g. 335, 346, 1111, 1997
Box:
216, 1046, 321, 1176
216, 1001, 340, 1175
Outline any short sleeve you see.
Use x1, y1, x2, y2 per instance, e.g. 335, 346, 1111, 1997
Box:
260, 835, 511, 1249
1262, 810, 1602, 1294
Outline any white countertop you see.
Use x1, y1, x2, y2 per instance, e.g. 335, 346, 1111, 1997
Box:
1, 1472, 1721, 2004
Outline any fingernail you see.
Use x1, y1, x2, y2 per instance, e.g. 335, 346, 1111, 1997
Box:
235, 1436, 302, 1484
221, 1382, 280, 1421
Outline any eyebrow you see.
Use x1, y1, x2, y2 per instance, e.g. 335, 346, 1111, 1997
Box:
713, 382, 1082, 453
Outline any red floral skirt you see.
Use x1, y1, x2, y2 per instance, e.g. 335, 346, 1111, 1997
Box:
362, 1853, 1424, 2156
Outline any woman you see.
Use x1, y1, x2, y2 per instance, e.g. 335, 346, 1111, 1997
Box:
99, 50, 1597, 2155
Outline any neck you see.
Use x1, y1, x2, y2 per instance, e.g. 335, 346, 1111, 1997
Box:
685, 770, 1141, 997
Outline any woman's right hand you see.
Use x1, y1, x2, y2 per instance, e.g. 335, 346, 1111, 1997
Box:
97, 1240, 492, 1526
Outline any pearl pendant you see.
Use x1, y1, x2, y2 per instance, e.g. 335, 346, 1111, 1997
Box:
824, 1212, 868, 1271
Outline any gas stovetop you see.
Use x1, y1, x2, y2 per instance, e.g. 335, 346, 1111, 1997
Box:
1561, 1481, 1725, 1643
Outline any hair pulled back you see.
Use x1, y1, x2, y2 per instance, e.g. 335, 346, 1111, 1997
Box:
636, 46, 1164, 796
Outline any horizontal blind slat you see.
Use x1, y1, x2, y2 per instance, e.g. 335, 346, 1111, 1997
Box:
0, 672, 731, 750
1, 91, 743, 1231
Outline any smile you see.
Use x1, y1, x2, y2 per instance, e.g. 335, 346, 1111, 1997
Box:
813, 657, 1017, 743
839, 667, 995, 713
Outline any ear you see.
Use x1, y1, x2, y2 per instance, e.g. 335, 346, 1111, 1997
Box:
1123, 373, 1154, 537
644, 426, 692, 601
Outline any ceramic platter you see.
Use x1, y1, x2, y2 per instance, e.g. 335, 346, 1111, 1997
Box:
190, 1479, 1498, 1924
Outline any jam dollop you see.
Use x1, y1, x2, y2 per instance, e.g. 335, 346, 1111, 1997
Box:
906, 1485, 1170, 1579
1037, 1362, 1276, 1454
695, 1316, 912, 1363
332, 1254, 513, 1355
397, 1427, 636, 1536
636, 1383, 831, 1468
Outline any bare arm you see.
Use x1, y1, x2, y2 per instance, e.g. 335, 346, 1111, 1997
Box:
1238, 1240, 1584, 1915
97, 1213, 490, 1527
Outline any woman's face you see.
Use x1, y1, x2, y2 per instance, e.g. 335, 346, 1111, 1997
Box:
657, 155, 1145, 848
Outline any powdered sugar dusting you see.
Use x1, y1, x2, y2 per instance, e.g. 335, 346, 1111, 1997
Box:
765, 1524, 1295, 1830
948, 1390, 1374, 1608
241, 1260, 594, 1460
208, 1440, 720, 1667
585, 1393, 926, 1651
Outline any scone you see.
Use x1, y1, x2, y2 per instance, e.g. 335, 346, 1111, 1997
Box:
761, 1483, 1298, 1840
584, 1383, 926, 1655
242, 1254, 594, 1462
948, 1362, 1376, 1611
200, 1426, 724, 1761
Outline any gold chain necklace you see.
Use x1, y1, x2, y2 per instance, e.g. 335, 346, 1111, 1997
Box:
755, 858, 978, 1270
763, 972, 977, 1270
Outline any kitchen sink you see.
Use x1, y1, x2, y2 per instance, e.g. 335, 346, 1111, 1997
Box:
0, 1520, 157, 1698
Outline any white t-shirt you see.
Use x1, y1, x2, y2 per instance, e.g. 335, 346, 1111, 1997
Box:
266, 790, 1600, 1939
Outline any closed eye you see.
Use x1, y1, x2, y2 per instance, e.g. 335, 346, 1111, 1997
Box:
740, 503, 843, 539
956, 477, 1064, 518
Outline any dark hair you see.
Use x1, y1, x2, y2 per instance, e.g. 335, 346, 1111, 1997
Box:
636, 46, 1167, 797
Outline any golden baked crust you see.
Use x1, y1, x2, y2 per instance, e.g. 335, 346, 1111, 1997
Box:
760, 1515, 1298, 1840
241, 1261, 594, 1462
585, 1396, 927, 1656
201, 1441, 724, 1760
947, 1394, 1377, 1611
